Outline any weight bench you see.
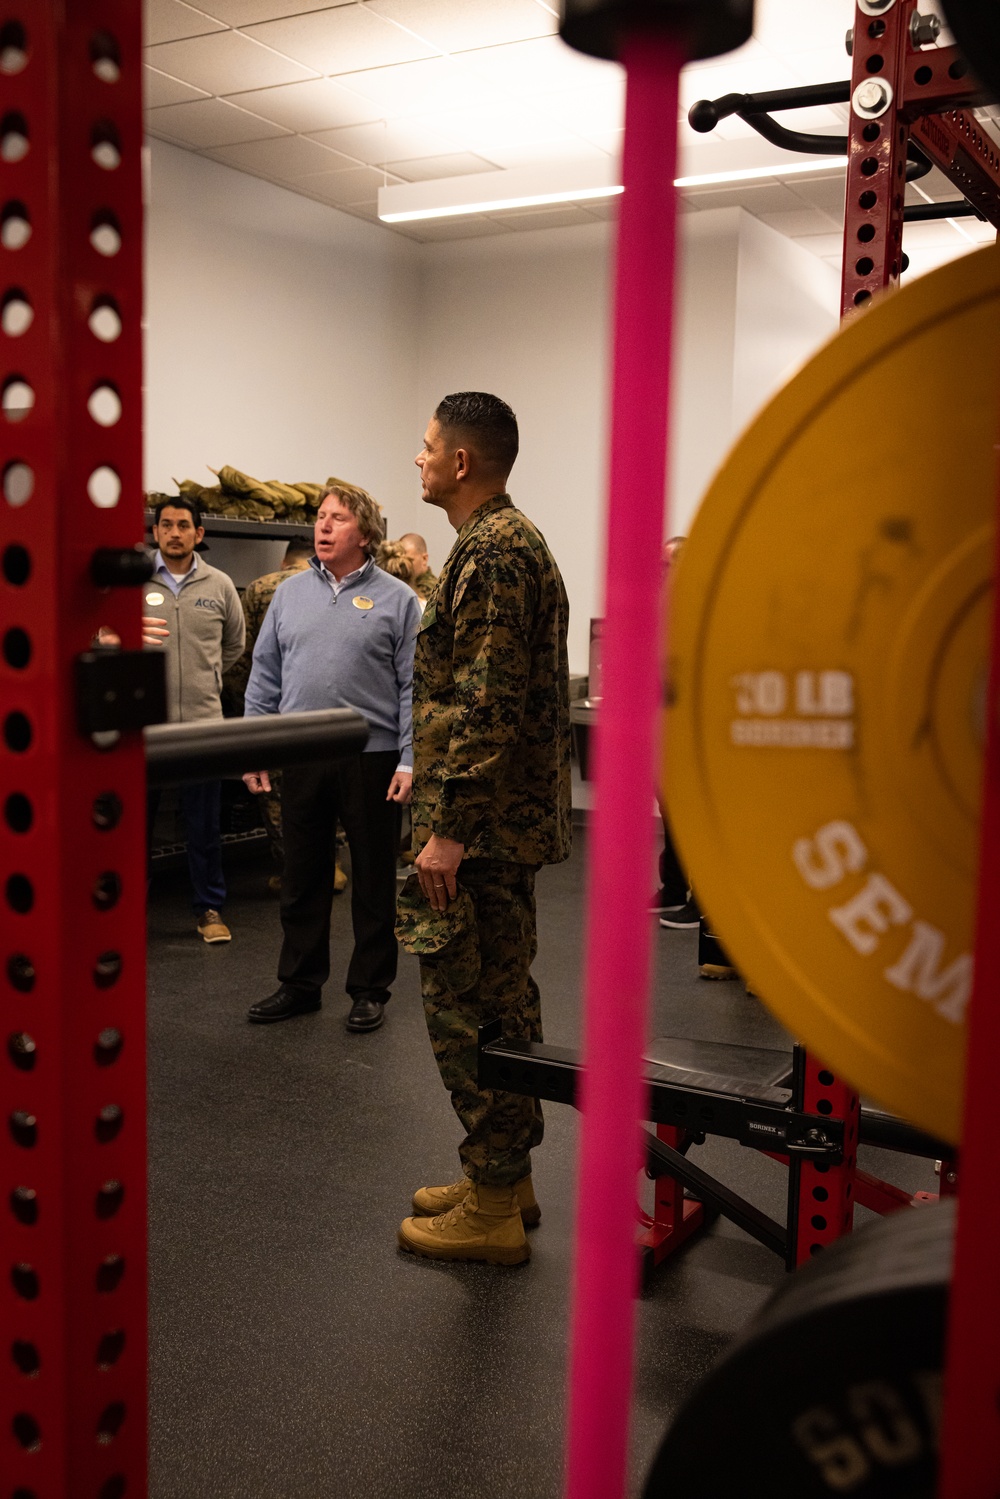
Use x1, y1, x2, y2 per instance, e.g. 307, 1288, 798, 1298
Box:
477, 1024, 957, 1275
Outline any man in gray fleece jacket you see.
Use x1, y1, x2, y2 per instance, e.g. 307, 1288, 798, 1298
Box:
243, 483, 420, 1032
145, 497, 245, 943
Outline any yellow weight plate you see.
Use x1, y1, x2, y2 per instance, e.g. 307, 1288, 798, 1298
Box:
665, 245, 1000, 1144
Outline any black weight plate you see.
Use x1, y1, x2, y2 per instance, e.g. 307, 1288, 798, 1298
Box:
643, 1201, 953, 1498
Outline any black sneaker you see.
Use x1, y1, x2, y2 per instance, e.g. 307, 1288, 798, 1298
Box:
659, 898, 701, 930
650, 888, 689, 913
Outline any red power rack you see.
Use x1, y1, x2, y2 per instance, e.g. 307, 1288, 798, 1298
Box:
1, 4, 148, 1496
842, 0, 1000, 315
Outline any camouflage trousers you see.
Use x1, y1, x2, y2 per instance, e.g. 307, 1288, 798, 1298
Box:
419, 859, 544, 1186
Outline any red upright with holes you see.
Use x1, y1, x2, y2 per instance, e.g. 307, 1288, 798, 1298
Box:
1, 3, 147, 1495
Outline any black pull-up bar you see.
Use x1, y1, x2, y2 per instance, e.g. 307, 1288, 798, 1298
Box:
144, 708, 369, 787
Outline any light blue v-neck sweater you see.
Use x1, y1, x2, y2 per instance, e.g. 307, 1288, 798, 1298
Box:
244, 556, 421, 765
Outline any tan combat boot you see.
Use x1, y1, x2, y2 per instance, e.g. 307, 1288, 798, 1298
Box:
398, 1182, 530, 1266
411, 1175, 541, 1227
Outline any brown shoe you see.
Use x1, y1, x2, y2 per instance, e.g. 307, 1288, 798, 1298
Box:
412, 1174, 540, 1227
333, 861, 348, 893
266, 873, 282, 896
398, 1182, 530, 1266
197, 909, 231, 943
699, 963, 737, 980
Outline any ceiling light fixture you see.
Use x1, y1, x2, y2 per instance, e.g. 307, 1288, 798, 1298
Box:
377, 155, 848, 225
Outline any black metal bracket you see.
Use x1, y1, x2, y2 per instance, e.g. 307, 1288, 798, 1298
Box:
644, 1129, 787, 1259
90, 546, 154, 588
477, 1025, 843, 1161
75, 650, 167, 735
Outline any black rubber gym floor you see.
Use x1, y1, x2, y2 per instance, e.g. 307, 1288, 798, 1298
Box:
147, 825, 938, 1498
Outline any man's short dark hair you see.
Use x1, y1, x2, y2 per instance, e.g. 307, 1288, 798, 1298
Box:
435, 392, 519, 477
154, 494, 201, 529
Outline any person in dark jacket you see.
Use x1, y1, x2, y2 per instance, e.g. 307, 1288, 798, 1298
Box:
145, 497, 244, 943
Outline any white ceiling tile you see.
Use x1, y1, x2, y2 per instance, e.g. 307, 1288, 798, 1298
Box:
409, 102, 576, 154
196, 0, 350, 21
757, 207, 841, 237
207, 134, 362, 176
683, 180, 812, 214
680, 55, 804, 112
146, 31, 318, 91
365, 0, 556, 53
481, 137, 610, 171
241, 7, 437, 75
537, 82, 624, 135
779, 44, 854, 88
306, 118, 462, 165
294, 164, 401, 200
753, 0, 853, 53
576, 126, 624, 156
384, 152, 499, 180
144, 65, 210, 106
337, 55, 507, 115
787, 173, 847, 216
221, 78, 384, 130
463, 34, 617, 96
902, 218, 983, 250
145, 0, 226, 45
145, 97, 290, 146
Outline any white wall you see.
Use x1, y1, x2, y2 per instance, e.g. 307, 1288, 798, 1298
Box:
144, 139, 421, 584
412, 221, 611, 674
144, 147, 839, 660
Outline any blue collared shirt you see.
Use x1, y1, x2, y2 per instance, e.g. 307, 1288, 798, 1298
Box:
153, 549, 200, 597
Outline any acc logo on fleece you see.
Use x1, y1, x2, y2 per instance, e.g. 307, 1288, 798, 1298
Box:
194, 597, 223, 611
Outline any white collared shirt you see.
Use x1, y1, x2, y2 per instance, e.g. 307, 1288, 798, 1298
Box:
319, 557, 371, 597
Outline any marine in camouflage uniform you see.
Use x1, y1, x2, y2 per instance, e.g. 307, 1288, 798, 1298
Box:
410, 494, 572, 1187
412, 567, 438, 602
223, 552, 310, 872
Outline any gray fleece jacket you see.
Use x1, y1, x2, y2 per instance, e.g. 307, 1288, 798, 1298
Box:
144, 556, 245, 723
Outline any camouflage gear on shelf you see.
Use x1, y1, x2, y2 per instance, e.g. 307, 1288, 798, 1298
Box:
223, 561, 310, 712
411, 494, 572, 864
412, 567, 438, 602
416, 860, 544, 1186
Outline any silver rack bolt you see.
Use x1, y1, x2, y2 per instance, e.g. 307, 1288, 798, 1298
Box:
910, 11, 942, 47
845, 27, 854, 56
853, 78, 893, 118
858, 0, 897, 14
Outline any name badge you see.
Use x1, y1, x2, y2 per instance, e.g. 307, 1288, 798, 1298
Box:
146, 591, 165, 606
353, 596, 374, 610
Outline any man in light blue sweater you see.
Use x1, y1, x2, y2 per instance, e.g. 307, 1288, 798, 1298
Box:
243, 483, 421, 1032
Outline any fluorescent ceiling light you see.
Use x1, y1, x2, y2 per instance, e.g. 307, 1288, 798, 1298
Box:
378, 155, 848, 225
382, 184, 622, 222
676, 157, 847, 187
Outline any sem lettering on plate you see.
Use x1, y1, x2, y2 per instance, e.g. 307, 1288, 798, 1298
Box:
791, 819, 972, 1024
729, 671, 855, 749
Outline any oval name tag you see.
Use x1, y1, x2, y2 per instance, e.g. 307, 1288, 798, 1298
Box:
145, 591, 165, 606
353, 596, 374, 610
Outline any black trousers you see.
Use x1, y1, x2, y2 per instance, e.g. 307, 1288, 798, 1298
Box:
278, 752, 400, 1001
147, 782, 225, 915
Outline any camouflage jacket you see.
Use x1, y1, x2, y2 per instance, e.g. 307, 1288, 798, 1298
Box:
411, 494, 572, 866
222, 560, 310, 712
413, 567, 438, 602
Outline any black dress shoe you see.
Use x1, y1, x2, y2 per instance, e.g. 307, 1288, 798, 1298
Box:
247, 986, 321, 1024
345, 996, 385, 1032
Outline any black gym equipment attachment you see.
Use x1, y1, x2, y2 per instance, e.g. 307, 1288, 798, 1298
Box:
643, 1200, 953, 1498
477, 1026, 955, 1274
144, 708, 369, 787
942, 0, 1000, 102
688, 79, 981, 209
559, 0, 754, 64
